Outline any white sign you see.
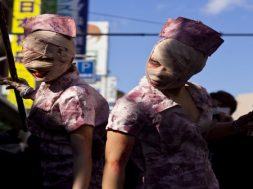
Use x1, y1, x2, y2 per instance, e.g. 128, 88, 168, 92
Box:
106, 76, 117, 104
87, 22, 109, 76
90, 76, 117, 105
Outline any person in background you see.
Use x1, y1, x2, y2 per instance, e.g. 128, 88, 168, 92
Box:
208, 90, 253, 189
210, 90, 237, 122
102, 17, 253, 189
0, 14, 109, 189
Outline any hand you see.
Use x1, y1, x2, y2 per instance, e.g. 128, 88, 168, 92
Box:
213, 112, 233, 122
0, 77, 34, 98
234, 111, 253, 132
18, 130, 31, 152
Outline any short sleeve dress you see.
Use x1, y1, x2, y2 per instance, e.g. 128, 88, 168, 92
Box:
27, 69, 109, 189
106, 77, 219, 189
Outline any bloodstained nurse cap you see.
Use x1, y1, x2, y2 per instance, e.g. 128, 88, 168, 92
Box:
159, 17, 224, 56
23, 14, 76, 38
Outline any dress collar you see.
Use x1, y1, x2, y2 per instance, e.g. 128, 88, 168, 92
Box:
134, 76, 209, 113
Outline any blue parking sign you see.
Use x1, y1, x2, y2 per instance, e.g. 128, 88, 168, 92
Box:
76, 59, 96, 83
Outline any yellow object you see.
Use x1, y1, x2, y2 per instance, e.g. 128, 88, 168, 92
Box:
6, 0, 41, 109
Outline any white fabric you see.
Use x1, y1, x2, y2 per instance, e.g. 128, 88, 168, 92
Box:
22, 31, 75, 82
146, 38, 207, 90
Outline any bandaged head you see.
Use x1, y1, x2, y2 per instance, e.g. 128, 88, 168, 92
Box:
22, 14, 76, 82
146, 17, 224, 90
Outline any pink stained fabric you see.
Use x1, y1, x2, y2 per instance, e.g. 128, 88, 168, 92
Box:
106, 76, 219, 189
23, 14, 76, 37
159, 17, 224, 56
26, 69, 109, 188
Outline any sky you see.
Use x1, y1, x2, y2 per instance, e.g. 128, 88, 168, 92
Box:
88, 0, 253, 97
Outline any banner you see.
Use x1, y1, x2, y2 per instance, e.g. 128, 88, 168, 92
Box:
57, 0, 89, 55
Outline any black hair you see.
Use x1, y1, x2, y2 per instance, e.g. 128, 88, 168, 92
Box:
210, 90, 237, 114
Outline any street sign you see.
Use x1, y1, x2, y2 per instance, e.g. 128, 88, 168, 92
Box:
76, 59, 96, 83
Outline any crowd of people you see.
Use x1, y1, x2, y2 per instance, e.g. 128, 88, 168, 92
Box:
1, 14, 253, 189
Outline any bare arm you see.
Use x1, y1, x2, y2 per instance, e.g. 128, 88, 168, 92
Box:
0, 77, 36, 100
102, 130, 135, 189
207, 111, 253, 139
206, 121, 236, 139
70, 125, 93, 189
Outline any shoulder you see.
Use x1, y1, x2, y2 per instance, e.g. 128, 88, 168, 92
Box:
107, 92, 147, 135
187, 81, 212, 107
117, 83, 154, 110
187, 82, 209, 97
187, 82, 207, 92
62, 78, 103, 100
111, 86, 158, 124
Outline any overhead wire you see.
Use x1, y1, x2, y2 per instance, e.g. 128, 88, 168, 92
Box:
5, 6, 253, 37
10, 32, 253, 37
89, 11, 163, 25
89, 11, 253, 37
85, 32, 253, 37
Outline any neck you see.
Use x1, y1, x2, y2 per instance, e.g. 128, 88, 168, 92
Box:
161, 86, 185, 99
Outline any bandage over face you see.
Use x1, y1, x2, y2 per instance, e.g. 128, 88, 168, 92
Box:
146, 17, 223, 90
146, 38, 207, 90
22, 30, 75, 82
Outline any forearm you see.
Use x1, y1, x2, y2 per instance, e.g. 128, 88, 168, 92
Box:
72, 154, 92, 189
0, 77, 36, 100
102, 131, 135, 189
102, 161, 125, 189
206, 121, 236, 139
207, 111, 253, 140
70, 125, 94, 189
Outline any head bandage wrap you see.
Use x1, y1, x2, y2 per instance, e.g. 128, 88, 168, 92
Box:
22, 30, 75, 66
151, 38, 208, 79
21, 14, 77, 82
146, 17, 224, 90
22, 13, 76, 66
